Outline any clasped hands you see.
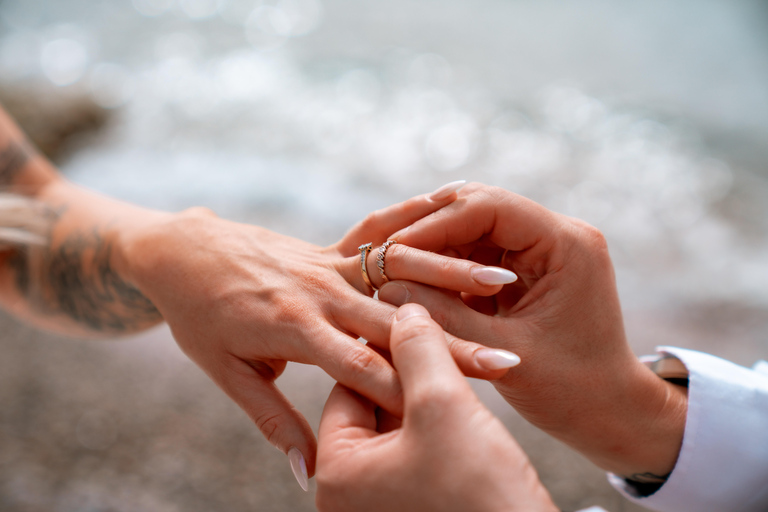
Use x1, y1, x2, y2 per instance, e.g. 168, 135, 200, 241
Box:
119, 181, 687, 510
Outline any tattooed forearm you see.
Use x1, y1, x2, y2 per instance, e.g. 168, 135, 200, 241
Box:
0, 140, 31, 185
8, 217, 163, 334
40, 228, 162, 332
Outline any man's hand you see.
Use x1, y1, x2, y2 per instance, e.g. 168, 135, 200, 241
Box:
315, 303, 557, 512
380, 183, 688, 480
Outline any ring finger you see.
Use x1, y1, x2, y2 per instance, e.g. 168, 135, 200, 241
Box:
347, 243, 518, 296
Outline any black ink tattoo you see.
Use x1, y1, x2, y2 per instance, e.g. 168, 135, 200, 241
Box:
0, 140, 30, 185
8, 249, 30, 296
43, 228, 162, 332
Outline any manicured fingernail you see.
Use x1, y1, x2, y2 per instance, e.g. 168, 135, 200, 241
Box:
379, 282, 411, 306
288, 447, 308, 492
429, 180, 466, 201
395, 303, 429, 321
475, 348, 521, 370
471, 266, 518, 286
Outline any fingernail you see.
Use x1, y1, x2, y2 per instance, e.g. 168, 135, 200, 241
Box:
429, 180, 466, 201
395, 303, 429, 321
475, 348, 521, 370
471, 266, 518, 286
287, 447, 309, 492
379, 282, 410, 306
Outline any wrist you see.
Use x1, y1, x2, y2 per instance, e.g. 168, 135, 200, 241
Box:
590, 362, 688, 478
109, 207, 180, 294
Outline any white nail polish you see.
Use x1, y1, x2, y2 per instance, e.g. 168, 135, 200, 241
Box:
288, 447, 309, 491
475, 348, 521, 370
471, 266, 518, 285
429, 180, 466, 201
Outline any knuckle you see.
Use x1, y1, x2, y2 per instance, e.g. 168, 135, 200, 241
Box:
342, 346, 379, 380
568, 219, 609, 253
360, 210, 382, 231
383, 243, 408, 268
253, 410, 288, 445
182, 206, 218, 219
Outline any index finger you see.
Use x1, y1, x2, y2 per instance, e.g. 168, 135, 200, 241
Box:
394, 184, 560, 254
334, 181, 466, 256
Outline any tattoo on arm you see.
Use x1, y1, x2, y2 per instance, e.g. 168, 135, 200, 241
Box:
1, 138, 160, 334
8, 210, 162, 333
43, 228, 162, 332
0, 140, 31, 185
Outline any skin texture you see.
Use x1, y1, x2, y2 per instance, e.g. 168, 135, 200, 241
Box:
380, 183, 689, 480
0, 105, 511, 479
316, 303, 559, 512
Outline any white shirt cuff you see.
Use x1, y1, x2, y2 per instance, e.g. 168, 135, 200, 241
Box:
609, 346, 768, 512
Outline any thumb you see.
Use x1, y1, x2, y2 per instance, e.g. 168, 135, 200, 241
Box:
381, 282, 520, 380
390, 304, 473, 423
220, 359, 317, 491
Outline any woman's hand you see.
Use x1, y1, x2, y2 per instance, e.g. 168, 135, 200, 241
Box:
379, 183, 688, 480
315, 303, 557, 512
114, 182, 519, 484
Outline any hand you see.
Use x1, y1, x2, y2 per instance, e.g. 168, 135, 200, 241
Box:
316, 303, 557, 512
380, 183, 688, 479
113, 182, 518, 485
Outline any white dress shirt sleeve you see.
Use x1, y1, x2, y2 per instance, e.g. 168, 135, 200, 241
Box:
608, 346, 768, 512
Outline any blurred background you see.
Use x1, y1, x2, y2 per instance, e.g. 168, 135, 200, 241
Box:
1, 0, 767, 510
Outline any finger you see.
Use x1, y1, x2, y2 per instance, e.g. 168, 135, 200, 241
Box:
393, 184, 561, 256
220, 357, 318, 480
379, 281, 519, 380
332, 294, 395, 348
379, 281, 493, 342
304, 326, 404, 417
318, 383, 379, 442
336, 245, 517, 299
334, 181, 466, 256
366, 243, 517, 295
389, 304, 472, 420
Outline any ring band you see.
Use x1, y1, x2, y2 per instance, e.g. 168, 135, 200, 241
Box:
377, 240, 397, 283
358, 243, 376, 292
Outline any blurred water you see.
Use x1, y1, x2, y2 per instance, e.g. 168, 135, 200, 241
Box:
1, 0, 768, 308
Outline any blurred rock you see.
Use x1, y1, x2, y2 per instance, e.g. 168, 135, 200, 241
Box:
0, 82, 109, 163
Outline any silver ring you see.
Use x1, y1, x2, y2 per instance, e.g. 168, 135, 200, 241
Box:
358, 243, 376, 292
376, 240, 397, 283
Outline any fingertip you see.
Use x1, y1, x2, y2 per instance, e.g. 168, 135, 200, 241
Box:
287, 446, 309, 491
428, 180, 467, 202
394, 303, 430, 323
379, 282, 411, 307
470, 266, 518, 286
474, 348, 521, 370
